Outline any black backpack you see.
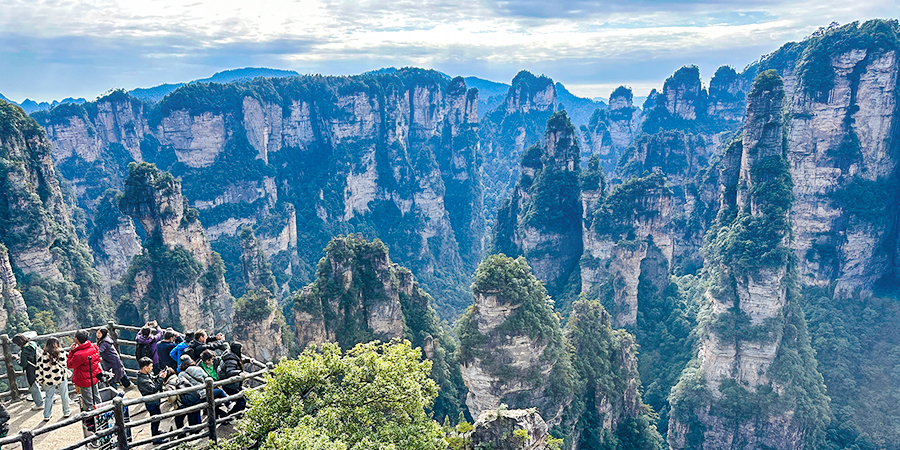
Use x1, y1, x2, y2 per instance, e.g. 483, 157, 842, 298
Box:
135, 341, 153, 362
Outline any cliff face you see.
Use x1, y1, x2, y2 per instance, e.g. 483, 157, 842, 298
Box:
458, 255, 574, 426
776, 23, 900, 297
0, 100, 111, 329
118, 162, 234, 332
468, 409, 553, 450
581, 86, 642, 173
231, 227, 288, 361
89, 190, 143, 294
0, 244, 29, 333
667, 71, 830, 450
480, 71, 557, 222
291, 234, 465, 420
38, 70, 483, 317
492, 111, 583, 301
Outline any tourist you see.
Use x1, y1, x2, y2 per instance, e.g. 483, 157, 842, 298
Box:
67, 330, 103, 407
156, 329, 183, 372
174, 355, 205, 429
96, 328, 132, 388
12, 333, 43, 410
188, 330, 228, 361
37, 337, 71, 421
170, 330, 194, 372
135, 321, 164, 371
0, 401, 9, 442
217, 342, 248, 416
136, 357, 170, 444
199, 350, 229, 417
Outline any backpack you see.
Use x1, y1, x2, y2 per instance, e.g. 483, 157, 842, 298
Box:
135, 341, 153, 362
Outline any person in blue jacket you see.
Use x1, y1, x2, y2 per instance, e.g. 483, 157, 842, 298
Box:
169, 330, 194, 372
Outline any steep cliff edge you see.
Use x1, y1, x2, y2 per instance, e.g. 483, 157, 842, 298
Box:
492, 111, 583, 302
291, 234, 465, 421
118, 162, 234, 332
0, 99, 111, 330
667, 71, 830, 450
89, 189, 143, 294
581, 86, 642, 173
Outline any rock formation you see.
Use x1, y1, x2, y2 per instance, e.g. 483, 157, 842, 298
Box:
468, 409, 553, 450
38, 70, 484, 317
291, 234, 464, 420
492, 111, 583, 301
0, 99, 111, 329
118, 162, 234, 332
0, 244, 29, 333
457, 254, 574, 426
231, 226, 288, 361
581, 86, 643, 173
89, 189, 143, 294
667, 70, 830, 450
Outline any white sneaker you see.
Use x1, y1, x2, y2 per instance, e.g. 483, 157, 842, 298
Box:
42, 416, 51, 422
31, 405, 43, 411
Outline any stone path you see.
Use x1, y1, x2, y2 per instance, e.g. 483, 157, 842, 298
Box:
4, 388, 235, 449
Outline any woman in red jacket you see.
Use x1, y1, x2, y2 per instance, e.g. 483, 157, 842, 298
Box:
66, 330, 103, 408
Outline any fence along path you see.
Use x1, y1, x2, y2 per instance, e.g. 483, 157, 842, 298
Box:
0, 322, 273, 450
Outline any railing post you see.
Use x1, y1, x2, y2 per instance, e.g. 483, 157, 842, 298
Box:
107, 321, 120, 354
113, 397, 129, 450
21, 428, 33, 450
205, 377, 217, 442
0, 334, 19, 401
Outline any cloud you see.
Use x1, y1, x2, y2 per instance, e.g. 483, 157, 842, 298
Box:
0, 0, 896, 101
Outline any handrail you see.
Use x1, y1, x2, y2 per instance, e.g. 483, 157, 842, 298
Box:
0, 322, 275, 450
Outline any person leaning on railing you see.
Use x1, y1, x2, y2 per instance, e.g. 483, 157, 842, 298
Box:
217, 342, 248, 416
173, 355, 205, 431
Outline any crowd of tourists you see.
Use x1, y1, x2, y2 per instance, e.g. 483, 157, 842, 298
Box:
3, 322, 253, 445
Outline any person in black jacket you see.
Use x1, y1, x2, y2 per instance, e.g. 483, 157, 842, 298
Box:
137, 357, 171, 444
156, 330, 182, 372
13, 333, 43, 410
187, 329, 228, 361
217, 342, 248, 416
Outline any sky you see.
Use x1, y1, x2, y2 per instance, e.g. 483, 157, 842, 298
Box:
0, 0, 896, 103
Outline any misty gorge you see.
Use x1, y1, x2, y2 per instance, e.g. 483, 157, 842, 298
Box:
1, 11, 900, 450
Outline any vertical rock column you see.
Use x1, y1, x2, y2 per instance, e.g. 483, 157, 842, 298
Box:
668, 70, 830, 450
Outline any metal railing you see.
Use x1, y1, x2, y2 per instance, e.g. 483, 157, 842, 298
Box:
0, 322, 273, 450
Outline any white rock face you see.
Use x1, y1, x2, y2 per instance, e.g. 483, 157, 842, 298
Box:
157, 111, 226, 168
94, 217, 143, 293
0, 248, 29, 332
469, 409, 552, 450
787, 50, 899, 295
242, 96, 283, 163
45, 116, 104, 162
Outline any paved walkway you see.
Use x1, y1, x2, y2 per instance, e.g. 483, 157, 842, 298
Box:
4, 388, 235, 449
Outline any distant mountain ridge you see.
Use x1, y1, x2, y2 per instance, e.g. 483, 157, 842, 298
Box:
128, 67, 301, 103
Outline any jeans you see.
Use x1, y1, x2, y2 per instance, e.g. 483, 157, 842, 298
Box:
79, 383, 101, 408
42, 381, 71, 418
145, 401, 162, 436
28, 381, 43, 408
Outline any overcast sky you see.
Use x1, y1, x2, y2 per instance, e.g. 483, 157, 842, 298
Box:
0, 0, 896, 103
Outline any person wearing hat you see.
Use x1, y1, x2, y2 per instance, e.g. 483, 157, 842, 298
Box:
12, 333, 43, 410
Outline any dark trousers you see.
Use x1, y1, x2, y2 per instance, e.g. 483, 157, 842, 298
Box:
145, 401, 162, 436
174, 396, 202, 429
222, 386, 246, 415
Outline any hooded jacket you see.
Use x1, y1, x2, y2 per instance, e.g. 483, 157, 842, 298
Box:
67, 341, 102, 388
136, 327, 164, 364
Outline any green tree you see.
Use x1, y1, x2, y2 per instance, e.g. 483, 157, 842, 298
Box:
219, 340, 445, 450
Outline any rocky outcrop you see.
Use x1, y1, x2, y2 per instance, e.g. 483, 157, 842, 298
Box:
667, 71, 829, 450
37, 69, 486, 317
581, 173, 674, 327
458, 255, 574, 426
772, 22, 900, 297
0, 100, 111, 329
0, 244, 29, 332
89, 190, 143, 293
118, 162, 234, 332
239, 226, 277, 294
468, 409, 552, 450
581, 86, 642, 172
492, 112, 583, 300
232, 288, 288, 362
